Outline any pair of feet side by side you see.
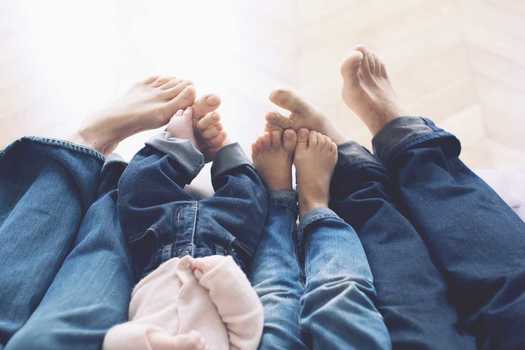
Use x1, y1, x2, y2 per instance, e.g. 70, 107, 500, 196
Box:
252, 128, 338, 218
265, 46, 405, 140
70, 76, 225, 156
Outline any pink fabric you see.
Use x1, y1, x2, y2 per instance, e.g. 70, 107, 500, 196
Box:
103, 255, 263, 350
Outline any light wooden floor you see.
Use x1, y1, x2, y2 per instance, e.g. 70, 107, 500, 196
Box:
1, 0, 524, 181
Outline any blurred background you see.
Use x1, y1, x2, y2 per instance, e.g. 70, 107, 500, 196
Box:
1, 0, 524, 189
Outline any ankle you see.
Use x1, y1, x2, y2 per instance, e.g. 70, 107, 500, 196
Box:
299, 197, 329, 218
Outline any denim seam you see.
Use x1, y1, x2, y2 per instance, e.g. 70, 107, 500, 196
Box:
190, 201, 199, 257
25, 136, 106, 162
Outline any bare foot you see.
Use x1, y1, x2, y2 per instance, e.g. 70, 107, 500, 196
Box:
294, 129, 338, 218
71, 76, 197, 155
165, 108, 197, 146
148, 330, 208, 350
193, 111, 229, 161
341, 46, 405, 135
252, 129, 297, 191
265, 89, 347, 145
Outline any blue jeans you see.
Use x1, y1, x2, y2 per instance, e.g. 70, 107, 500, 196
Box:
117, 140, 268, 280
373, 117, 525, 350
250, 192, 391, 349
332, 117, 525, 349
0, 137, 133, 350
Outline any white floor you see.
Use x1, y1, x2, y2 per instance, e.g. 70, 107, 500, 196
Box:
1, 0, 524, 189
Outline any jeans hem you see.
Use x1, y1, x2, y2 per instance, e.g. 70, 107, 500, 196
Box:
2, 136, 106, 162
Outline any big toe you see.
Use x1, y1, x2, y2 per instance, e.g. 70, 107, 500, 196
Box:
193, 94, 221, 118
270, 89, 309, 114
270, 130, 283, 148
283, 129, 297, 153
341, 50, 364, 83
266, 112, 291, 130
174, 331, 207, 350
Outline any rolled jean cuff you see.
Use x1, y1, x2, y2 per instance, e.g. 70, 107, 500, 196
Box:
299, 207, 340, 235
146, 131, 205, 179
270, 190, 298, 212
372, 117, 461, 166
211, 143, 251, 178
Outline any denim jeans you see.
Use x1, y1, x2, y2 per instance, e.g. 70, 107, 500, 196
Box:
0, 137, 133, 350
330, 140, 475, 350
373, 117, 525, 350
250, 192, 391, 350
117, 137, 268, 281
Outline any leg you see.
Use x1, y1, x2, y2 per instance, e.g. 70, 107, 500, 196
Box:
294, 130, 391, 350
0, 137, 104, 345
330, 141, 474, 349
117, 108, 204, 278
6, 163, 133, 350
265, 90, 475, 349
342, 46, 525, 349
373, 117, 525, 348
197, 125, 269, 272
250, 130, 307, 349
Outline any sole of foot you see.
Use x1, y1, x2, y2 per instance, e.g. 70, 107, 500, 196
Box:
70, 76, 198, 155
294, 128, 338, 218
265, 89, 347, 145
341, 46, 405, 135
252, 129, 297, 191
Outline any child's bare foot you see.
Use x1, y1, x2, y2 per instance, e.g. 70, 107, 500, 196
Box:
148, 330, 208, 350
71, 76, 196, 155
294, 129, 338, 218
341, 46, 405, 135
165, 108, 197, 145
265, 90, 347, 145
252, 129, 297, 191
193, 111, 229, 161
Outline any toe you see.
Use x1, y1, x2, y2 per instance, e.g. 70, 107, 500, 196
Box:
270, 89, 310, 114
266, 112, 291, 129
355, 47, 373, 77
270, 130, 282, 148
142, 76, 160, 84
166, 85, 196, 111
163, 80, 193, 100
197, 111, 220, 131
341, 50, 363, 84
297, 128, 309, 146
152, 76, 172, 88
309, 131, 319, 147
261, 133, 272, 150
283, 129, 297, 153
201, 125, 221, 140
193, 94, 221, 118
160, 77, 183, 90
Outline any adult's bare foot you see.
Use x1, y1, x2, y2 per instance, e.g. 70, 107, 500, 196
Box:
265, 90, 347, 145
294, 129, 338, 218
71, 76, 197, 155
252, 129, 297, 191
341, 46, 405, 135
